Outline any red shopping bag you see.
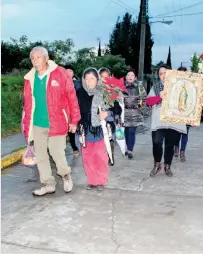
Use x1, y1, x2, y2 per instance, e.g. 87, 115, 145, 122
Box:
22, 145, 36, 166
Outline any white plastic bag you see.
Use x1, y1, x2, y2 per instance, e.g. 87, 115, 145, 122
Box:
22, 145, 36, 166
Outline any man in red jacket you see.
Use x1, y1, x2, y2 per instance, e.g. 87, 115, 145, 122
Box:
23, 46, 81, 196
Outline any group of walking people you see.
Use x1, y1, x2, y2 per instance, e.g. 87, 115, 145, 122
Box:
22, 46, 191, 197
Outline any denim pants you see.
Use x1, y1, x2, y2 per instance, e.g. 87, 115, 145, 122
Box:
175, 126, 190, 152
125, 127, 137, 152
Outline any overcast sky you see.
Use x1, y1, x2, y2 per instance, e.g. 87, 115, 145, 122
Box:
2, 0, 203, 68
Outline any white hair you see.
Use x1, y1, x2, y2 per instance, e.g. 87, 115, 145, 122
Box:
30, 46, 49, 59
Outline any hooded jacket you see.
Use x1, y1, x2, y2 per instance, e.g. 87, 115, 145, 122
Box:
123, 81, 147, 127
23, 60, 81, 142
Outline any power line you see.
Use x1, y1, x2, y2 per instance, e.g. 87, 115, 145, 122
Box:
157, 12, 203, 18
115, 0, 137, 12
153, 0, 203, 18
110, 0, 136, 14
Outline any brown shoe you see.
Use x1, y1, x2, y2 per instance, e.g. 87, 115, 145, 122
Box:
174, 146, 179, 158
164, 164, 173, 177
180, 151, 186, 162
150, 162, 161, 177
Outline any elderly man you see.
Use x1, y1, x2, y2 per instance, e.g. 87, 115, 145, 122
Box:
23, 46, 81, 196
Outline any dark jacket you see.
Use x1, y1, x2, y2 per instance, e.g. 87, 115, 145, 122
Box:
73, 79, 81, 91
123, 82, 147, 127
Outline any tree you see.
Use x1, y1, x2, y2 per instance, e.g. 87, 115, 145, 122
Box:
191, 53, 201, 73
69, 48, 129, 78
166, 46, 172, 68
98, 39, 102, 57
1, 36, 74, 73
109, 10, 153, 74
109, 14, 135, 67
71, 48, 97, 77
44, 39, 74, 64
94, 54, 130, 78
154, 61, 165, 68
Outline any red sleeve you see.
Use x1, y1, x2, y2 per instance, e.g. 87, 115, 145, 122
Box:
23, 79, 32, 141
146, 95, 161, 106
60, 68, 81, 125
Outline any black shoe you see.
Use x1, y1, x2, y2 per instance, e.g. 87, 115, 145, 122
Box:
150, 162, 161, 177
97, 185, 104, 191
108, 155, 115, 166
164, 164, 173, 177
86, 185, 95, 190
125, 152, 128, 156
128, 153, 133, 159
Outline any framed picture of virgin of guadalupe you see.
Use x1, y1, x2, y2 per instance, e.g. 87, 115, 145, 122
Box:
160, 70, 203, 126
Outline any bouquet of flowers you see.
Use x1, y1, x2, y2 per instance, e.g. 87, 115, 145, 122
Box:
100, 75, 127, 107
191, 53, 203, 73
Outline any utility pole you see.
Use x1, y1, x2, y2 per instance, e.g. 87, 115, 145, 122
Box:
180, 62, 188, 67
138, 0, 148, 82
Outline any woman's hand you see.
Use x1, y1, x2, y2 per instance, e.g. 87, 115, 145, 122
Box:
99, 111, 108, 121
160, 90, 167, 99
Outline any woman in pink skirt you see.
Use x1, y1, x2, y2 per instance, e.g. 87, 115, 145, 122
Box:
77, 68, 121, 191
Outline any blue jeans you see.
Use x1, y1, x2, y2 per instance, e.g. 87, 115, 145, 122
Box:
125, 127, 137, 152
175, 126, 190, 152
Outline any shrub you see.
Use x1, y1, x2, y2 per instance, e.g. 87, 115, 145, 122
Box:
1, 75, 24, 136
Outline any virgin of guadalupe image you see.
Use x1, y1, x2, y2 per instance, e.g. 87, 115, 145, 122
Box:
178, 85, 188, 111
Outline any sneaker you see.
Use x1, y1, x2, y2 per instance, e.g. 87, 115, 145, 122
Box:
86, 185, 95, 190
32, 184, 55, 196
97, 185, 104, 191
128, 152, 133, 159
63, 174, 73, 193
125, 152, 128, 156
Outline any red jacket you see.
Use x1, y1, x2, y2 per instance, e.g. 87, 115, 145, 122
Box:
23, 60, 81, 142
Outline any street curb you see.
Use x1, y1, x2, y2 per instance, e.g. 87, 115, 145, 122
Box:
1, 148, 26, 169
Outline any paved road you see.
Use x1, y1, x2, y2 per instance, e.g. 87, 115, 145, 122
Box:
2, 121, 203, 254
1, 133, 26, 156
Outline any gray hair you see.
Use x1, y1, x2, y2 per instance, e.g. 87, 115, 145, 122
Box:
30, 46, 49, 59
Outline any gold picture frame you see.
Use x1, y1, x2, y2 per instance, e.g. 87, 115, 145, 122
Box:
160, 70, 203, 126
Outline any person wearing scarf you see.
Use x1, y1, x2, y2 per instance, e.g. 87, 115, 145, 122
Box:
99, 67, 111, 82
98, 67, 120, 166
123, 69, 147, 159
77, 68, 121, 191
146, 65, 187, 177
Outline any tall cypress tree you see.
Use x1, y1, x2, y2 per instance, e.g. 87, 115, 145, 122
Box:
166, 46, 172, 68
109, 9, 153, 74
109, 13, 133, 66
98, 39, 102, 57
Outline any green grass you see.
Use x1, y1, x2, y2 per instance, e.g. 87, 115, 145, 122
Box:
1, 75, 24, 137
